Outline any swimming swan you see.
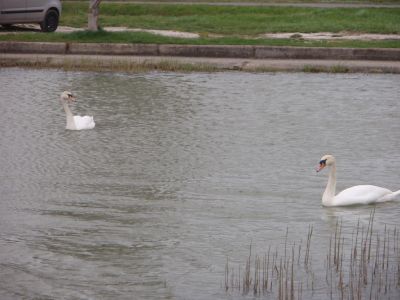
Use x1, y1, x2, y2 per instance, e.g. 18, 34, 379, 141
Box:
316, 154, 400, 207
61, 91, 95, 130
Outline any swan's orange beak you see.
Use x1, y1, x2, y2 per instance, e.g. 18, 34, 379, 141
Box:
316, 163, 325, 172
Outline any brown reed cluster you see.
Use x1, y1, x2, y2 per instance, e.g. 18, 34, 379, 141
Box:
224, 209, 400, 299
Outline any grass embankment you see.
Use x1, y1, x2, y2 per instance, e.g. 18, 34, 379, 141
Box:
61, 2, 400, 35
1, 2, 400, 48
80, 0, 400, 4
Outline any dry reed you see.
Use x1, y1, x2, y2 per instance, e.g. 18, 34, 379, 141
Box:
224, 209, 400, 299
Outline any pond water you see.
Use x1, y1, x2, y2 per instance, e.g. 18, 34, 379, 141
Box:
0, 68, 399, 300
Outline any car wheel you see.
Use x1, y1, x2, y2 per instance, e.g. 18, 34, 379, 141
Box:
40, 9, 59, 32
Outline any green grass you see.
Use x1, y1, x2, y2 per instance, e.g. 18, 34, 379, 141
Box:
1, 2, 399, 48
59, 2, 400, 35
78, 0, 400, 4
1, 30, 399, 48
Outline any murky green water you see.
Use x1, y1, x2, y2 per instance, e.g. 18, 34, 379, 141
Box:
0, 69, 399, 299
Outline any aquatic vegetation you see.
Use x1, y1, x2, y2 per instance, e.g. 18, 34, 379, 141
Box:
224, 210, 400, 299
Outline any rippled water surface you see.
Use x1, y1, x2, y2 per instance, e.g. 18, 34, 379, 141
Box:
0, 69, 399, 299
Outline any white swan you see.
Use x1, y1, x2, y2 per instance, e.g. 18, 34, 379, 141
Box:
60, 91, 95, 130
316, 154, 400, 207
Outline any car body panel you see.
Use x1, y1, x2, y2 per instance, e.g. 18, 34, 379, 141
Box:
0, 0, 27, 23
0, 0, 62, 25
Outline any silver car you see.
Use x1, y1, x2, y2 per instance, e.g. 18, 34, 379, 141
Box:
0, 0, 62, 32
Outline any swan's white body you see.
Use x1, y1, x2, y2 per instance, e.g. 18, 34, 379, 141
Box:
61, 91, 95, 130
317, 155, 400, 207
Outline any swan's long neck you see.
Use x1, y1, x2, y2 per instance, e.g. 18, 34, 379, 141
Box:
322, 163, 337, 206
62, 100, 76, 130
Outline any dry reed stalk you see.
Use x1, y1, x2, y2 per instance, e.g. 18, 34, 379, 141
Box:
290, 245, 295, 300
253, 255, 259, 295
278, 258, 282, 300
225, 213, 399, 299
367, 209, 375, 263
304, 224, 313, 268
265, 246, 270, 292
225, 257, 229, 291
243, 244, 252, 295
297, 240, 302, 265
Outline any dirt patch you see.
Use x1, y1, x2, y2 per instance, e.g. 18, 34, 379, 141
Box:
261, 32, 400, 41
0, 24, 200, 38
104, 27, 200, 38
1, 25, 400, 41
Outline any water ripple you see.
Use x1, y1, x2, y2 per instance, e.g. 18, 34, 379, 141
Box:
0, 69, 399, 299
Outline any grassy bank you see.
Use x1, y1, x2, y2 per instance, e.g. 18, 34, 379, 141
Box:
60, 2, 400, 35
79, 0, 400, 4
1, 2, 399, 48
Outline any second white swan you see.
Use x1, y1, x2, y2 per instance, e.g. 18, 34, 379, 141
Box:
61, 91, 95, 130
316, 154, 400, 207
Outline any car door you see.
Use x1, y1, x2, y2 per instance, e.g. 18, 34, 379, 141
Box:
0, 0, 27, 24
26, 0, 48, 22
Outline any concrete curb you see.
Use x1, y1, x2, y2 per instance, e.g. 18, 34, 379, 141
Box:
0, 41, 66, 54
1, 41, 400, 61
158, 44, 255, 58
68, 42, 159, 56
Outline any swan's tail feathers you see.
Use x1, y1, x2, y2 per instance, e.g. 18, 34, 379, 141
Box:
380, 190, 400, 202
392, 190, 400, 201
86, 116, 95, 129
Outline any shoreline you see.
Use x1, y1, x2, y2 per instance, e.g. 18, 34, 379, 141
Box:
2, 53, 400, 73
1, 42, 400, 73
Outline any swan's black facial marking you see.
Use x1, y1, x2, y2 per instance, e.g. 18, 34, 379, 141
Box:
319, 159, 327, 166
66, 93, 76, 102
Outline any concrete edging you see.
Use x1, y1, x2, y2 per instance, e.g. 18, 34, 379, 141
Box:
68, 42, 159, 56
0, 41, 400, 61
0, 41, 66, 54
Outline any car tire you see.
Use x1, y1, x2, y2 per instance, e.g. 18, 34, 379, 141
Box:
40, 9, 59, 32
